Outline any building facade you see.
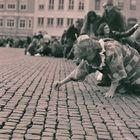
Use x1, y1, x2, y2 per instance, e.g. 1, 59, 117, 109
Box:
0, 0, 35, 38
34, 0, 92, 37
91, 0, 140, 27
116, 0, 140, 27
0, 0, 140, 38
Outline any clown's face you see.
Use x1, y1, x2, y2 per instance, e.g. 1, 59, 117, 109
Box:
85, 51, 96, 64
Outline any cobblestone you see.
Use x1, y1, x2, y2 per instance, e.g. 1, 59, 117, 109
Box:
0, 48, 139, 140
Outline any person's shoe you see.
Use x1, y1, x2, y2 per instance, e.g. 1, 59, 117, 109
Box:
97, 82, 111, 87
35, 53, 41, 57
97, 74, 111, 87
26, 52, 31, 56
97, 80, 111, 87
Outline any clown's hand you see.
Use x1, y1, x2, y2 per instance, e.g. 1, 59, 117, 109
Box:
103, 81, 119, 98
54, 81, 62, 90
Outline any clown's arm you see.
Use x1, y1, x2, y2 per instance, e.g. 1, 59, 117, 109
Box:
54, 60, 90, 90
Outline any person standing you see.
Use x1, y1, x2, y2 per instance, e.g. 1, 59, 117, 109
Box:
63, 20, 81, 59
80, 11, 101, 38
101, 0, 126, 32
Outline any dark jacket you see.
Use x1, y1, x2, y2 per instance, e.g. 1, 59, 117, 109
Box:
111, 27, 140, 54
111, 25, 138, 41
61, 30, 67, 45
98, 24, 138, 42
98, 25, 140, 53
102, 7, 126, 32
65, 25, 80, 42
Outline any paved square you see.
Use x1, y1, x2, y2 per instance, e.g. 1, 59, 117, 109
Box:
0, 48, 140, 140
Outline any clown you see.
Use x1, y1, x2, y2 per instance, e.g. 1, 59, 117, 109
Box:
54, 35, 140, 98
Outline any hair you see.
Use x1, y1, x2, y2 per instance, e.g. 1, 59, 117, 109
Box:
87, 11, 97, 20
106, 0, 114, 6
74, 37, 101, 60
80, 11, 101, 36
97, 22, 109, 37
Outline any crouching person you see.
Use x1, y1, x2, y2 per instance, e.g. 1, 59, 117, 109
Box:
35, 37, 51, 56
26, 38, 39, 56
54, 35, 140, 98
25, 33, 43, 56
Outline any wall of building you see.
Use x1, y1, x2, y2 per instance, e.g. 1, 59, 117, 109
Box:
0, 0, 140, 38
0, 0, 34, 38
36, 0, 140, 37
122, 0, 140, 25
33, 0, 91, 37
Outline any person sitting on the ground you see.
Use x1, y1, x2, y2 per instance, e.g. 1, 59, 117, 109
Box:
51, 38, 63, 57
34, 32, 51, 56
33, 31, 43, 40
26, 32, 43, 56
24, 36, 32, 55
5, 41, 11, 48
26, 38, 39, 56
54, 35, 140, 98
35, 37, 51, 56
97, 22, 140, 53
97, 22, 140, 40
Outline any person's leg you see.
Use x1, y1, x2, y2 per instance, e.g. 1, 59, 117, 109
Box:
65, 39, 73, 59
63, 45, 67, 58
27, 45, 35, 55
67, 46, 74, 59
97, 74, 111, 86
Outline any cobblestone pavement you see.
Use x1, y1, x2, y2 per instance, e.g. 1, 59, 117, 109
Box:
0, 48, 140, 140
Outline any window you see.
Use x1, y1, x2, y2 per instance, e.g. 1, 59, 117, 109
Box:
20, 0, 27, 11
58, 0, 64, 10
95, 0, 100, 10
39, 4, 44, 10
19, 19, 26, 29
8, 4, 16, 9
7, 0, 16, 10
67, 18, 73, 26
0, 18, 4, 27
20, 4, 27, 10
28, 19, 32, 28
47, 18, 54, 26
0, 3, 4, 9
130, 0, 136, 10
6, 18, 15, 28
68, 0, 74, 10
37, 17, 44, 27
128, 18, 137, 28
118, 0, 124, 9
77, 18, 84, 24
78, 0, 84, 10
57, 18, 63, 26
48, 0, 54, 10
38, 0, 45, 10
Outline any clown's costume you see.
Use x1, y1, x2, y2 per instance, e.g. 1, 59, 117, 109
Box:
54, 35, 140, 97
